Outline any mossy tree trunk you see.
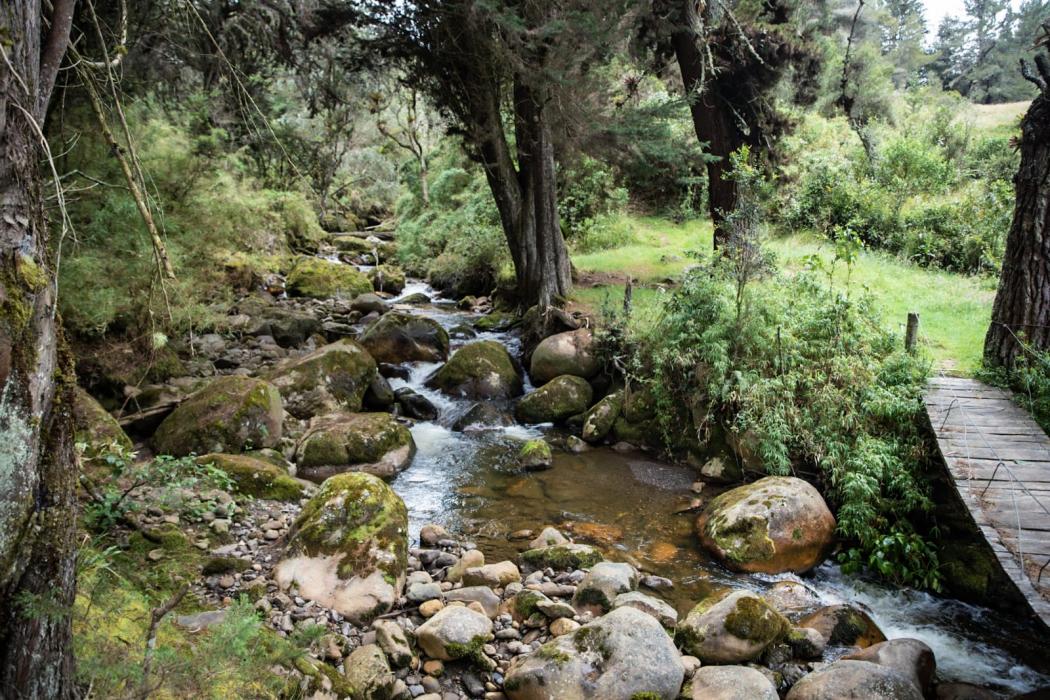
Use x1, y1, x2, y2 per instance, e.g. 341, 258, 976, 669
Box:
0, 1, 78, 698
984, 52, 1050, 369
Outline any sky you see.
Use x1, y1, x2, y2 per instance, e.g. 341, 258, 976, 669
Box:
921, 0, 1023, 34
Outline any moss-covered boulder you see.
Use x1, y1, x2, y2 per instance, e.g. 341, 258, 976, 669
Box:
474, 311, 519, 332
286, 257, 372, 300
295, 412, 415, 482
581, 390, 622, 443
515, 375, 593, 424
676, 590, 790, 664
519, 543, 602, 573
425, 340, 523, 399
518, 439, 552, 471
343, 644, 401, 699
274, 472, 408, 624
369, 265, 406, 295
360, 312, 450, 364
152, 376, 283, 456
503, 606, 683, 700
529, 329, 598, 385
266, 339, 377, 419
196, 453, 304, 500
696, 476, 835, 575
73, 387, 132, 455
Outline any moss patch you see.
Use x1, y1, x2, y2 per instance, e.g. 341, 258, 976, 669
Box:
520, 544, 602, 571
196, 453, 303, 500
723, 595, 788, 643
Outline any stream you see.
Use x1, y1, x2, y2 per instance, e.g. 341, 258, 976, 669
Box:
367, 274, 1050, 694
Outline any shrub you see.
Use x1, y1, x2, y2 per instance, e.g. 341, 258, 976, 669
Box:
558, 156, 629, 241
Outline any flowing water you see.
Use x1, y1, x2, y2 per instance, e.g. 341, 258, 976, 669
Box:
372, 277, 1050, 694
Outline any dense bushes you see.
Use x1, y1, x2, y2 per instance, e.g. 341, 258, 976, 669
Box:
781, 102, 1017, 275
57, 99, 324, 338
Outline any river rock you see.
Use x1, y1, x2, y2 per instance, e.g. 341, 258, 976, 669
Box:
445, 586, 502, 618
274, 472, 408, 625
295, 412, 415, 481
237, 296, 321, 347
196, 453, 303, 500
529, 527, 569, 549
73, 387, 132, 455
696, 476, 836, 574
520, 543, 601, 572
515, 375, 593, 424
394, 386, 438, 420
153, 375, 283, 456
786, 659, 922, 700
426, 340, 523, 399
503, 606, 683, 700
572, 561, 638, 613
798, 604, 886, 648
581, 390, 622, 443
529, 329, 598, 385
413, 605, 494, 662
613, 590, 678, 629
691, 665, 778, 700
343, 643, 401, 698
843, 638, 935, 695
369, 265, 406, 294
364, 373, 396, 410
677, 590, 790, 664
352, 293, 391, 315
452, 402, 515, 431
286, 257, 372, 299
361, 312, 450, 364
518, 439, 552, 470
765, 580, 823, 617
447, 549, 485, 583
266, 339, 377, 419
462, 561, 521, 588
374, 619, 415, 668
698, 454, 744, 484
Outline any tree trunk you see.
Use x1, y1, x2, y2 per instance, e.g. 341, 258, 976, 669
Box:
671, 29, 745, 249
0, 2, 78, 698
984, 69, 1050, 368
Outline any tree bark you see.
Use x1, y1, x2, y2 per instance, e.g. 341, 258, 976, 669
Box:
984, 63, 1050, 369
0, 2, 78, 698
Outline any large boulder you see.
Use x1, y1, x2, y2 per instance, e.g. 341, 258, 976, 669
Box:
196, 453, 304, 500
414, 605, 494, 662
691, 666, 778, 700
581, 390, 622, 443
677, 590, 789, 664
503, 606, 683, 700
425, 341, 523, 399
73, 387, 132, 455
266, 339, 377, 419
236, 296, 322, 347
286, 257, 372, 299
515, 375, 593, 424
152, 376, 282, 456
274, 472, 408, 624
360, 312, 449, 364
696, 476, 835, 574
786, 660, 922, 700
798, 604, 886, 649
295, 412, 415, 482
529, 329, 598, 385
843, 638, 936, 696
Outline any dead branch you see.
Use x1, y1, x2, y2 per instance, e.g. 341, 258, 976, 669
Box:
138, 584, 189, 699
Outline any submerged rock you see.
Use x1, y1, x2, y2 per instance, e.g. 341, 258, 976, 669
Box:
503, 606, 683, 700
266, 339, 377, 419
677, 589, 790, 664
360, 312, 450, 364
196, 453, 304, 500
529, 329, 598, 385
696, 475, 835, 574
286, 257, 372, 299
426, 340, 523, 399
295, 412, 415, 481
153, 375, 283, 456
515, 375, 593, 424
275, 472, 408, 625
786, 659, 922, 700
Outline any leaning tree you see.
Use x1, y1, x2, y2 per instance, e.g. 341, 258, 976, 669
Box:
637, 0, 819, 248
0, 1, 78, 698
332, 0, 630, 308
984, 29, 1050, 368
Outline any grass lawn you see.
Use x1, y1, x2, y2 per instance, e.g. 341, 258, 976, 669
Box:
570, 215, 997, 374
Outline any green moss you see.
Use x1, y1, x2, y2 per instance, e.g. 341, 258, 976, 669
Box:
574, 585, 613, 611
444, 635, 490, 664
703, 486, 777, 565
573, 625, 612, 660
515, 375, 594, 424
297, 413, 412, 469
369, 265, 406, 294
473, 312, 519, 331
513, 590, 547, 619
202, 556, 252, 575
520, 544, 602, 571
196, 453, 303, 501
535, 642, 572, 664
630, 693, 663, 700
286, 256, 372, 299
72, 387, 133, 455
17, 255, 47, 292
724, 596, 787, 643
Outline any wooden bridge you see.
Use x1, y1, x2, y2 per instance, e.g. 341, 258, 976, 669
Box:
925, 376, 1050, 629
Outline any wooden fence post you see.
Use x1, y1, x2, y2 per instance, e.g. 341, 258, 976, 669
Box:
906, 312, 919, 353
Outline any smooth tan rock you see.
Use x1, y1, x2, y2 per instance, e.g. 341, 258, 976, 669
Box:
798, 604, 886, 649
691, 665, 778, 700
786, 660, 922, 700
529, 329, 598, 385
843, 638, 935, 695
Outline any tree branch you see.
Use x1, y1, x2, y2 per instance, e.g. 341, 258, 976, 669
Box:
37, 0, 77, 119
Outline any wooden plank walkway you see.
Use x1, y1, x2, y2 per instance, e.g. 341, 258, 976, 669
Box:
925, 376, 1050, 629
